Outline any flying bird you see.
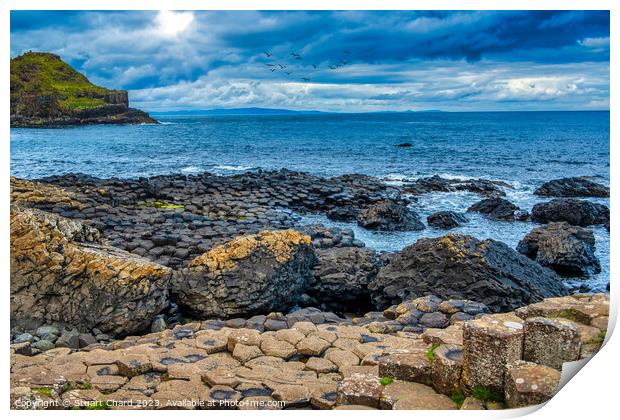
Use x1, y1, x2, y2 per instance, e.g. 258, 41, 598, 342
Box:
264, 51, 272, 57
343, 50, 352, 54
278, 64, 287, 69
311, 64, 318, 69
265, 63, 277, 67
301, 77, 310, 82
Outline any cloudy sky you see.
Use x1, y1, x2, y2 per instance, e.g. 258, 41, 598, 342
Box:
10, 10, 610, 112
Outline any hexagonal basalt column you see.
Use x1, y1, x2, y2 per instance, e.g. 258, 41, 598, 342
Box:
504, 360, 560, 408
462, 316, 524, 395
431, 344, 463, 395
524, 317, 580, 370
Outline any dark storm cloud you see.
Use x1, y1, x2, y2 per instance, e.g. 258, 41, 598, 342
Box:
10, 10, 609, 111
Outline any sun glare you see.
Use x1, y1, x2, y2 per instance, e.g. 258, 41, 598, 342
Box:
156, 10, 194, 36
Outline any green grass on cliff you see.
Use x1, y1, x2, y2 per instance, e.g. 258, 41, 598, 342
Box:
11, 51, 111, 111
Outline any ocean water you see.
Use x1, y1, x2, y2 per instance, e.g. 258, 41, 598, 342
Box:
10, 111, 610, 290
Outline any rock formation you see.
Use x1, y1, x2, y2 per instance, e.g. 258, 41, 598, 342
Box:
10, 206, 171, 337
534, 177, 609, 198
531, 198, 609, 227
467, 198, 528, 221
427, 211, 469, 229
517, 222, 600, 277
171, 229, 317, 318
369, 234, 567, 312
356, 200, 424, 231
10, 51, 156, 127
306, 247, 384, 312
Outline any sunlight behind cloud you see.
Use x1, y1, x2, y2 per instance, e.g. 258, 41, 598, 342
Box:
156, 10, 194, 37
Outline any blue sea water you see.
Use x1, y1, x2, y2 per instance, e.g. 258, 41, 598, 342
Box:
10, 111, 610, 291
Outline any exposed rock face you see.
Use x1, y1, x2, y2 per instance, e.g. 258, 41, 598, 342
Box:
517, 222, 600, 277
531, 198, 609, 227
10, 206, 171, 337
467, 198, 528, 221
534, 177, 609, 198
171, 229, 317, 318
10, 51, 156, 127
403, 175, 508, 198
427, 211, 469, 229
356, 201, 424, 231
306, 247, 383, 312
369, 234, 567, 312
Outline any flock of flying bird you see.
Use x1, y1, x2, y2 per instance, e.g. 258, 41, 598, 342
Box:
262, 49, 352, 82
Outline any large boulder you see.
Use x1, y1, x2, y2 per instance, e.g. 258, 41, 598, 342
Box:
369, 234, 567, 312
531, 198, 609, 227
356, 200, 424, 231
10, 206, 171, 337
534, 177, 609, 198
171, 229, 317, 318
517, 222, 600, 277
467, 198, 528, 221
307, 247, 384, 312
427, 211, 469, 229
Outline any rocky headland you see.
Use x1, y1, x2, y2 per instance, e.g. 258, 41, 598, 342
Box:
10, 52, 156, 127
9, 170, 610, 410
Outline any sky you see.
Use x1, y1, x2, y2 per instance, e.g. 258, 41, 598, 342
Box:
10, 10, 610, 112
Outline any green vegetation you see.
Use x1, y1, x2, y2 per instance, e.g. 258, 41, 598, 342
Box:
10, 51, 116, 114
82, 381, 93, 390
597, 329, 607, 345
557, 309, 577, 321
450, 388, 466, 408
141, 201, 185, 210
32, 387, 54, 397
379, 376, 394, 386
471, 386, 503, 402
426, 343, 440, 362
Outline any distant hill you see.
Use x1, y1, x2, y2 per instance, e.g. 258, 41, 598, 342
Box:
10, 51, 157, 127
150, 107, 327, 116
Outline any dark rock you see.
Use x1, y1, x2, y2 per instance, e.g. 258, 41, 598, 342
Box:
427, 211, 469, 229
307, 247, 383, 312
531, 199, 609, 227
534, 177, 609, 198
517, 222, 600, 277
396, 143, 413, 148
171, 229, 317, 318
356, 201, 424, 231
467, 198, 528, 221
404, 175, 508, 198
369, 234, 567, 312
419, 312, 449, 328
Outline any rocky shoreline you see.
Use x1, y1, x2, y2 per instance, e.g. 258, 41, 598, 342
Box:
10, 171, 610, 409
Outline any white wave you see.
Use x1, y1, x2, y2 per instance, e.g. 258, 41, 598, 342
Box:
159, 122, 177, 125
180, 166, 201, 173
213, 165, 254, 171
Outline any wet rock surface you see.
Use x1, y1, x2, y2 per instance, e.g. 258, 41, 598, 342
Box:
427, 211, 468, 229
531, 198, 609, 227
369, 234, 568, 312
402, 175, 509, 198
517, 222, 600, 277
467, 198, 528, 221
534, 177, 609, 198
356, 200, 424, 231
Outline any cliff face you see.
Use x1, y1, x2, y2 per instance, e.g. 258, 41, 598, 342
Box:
10, 51, 157, 127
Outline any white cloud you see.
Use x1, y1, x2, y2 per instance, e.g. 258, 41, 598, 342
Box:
156, 11, 194, 37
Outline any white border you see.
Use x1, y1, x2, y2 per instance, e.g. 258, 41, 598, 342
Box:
2, 2, 617, 420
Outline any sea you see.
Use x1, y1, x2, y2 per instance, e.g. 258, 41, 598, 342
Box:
10, 111, 610, 291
